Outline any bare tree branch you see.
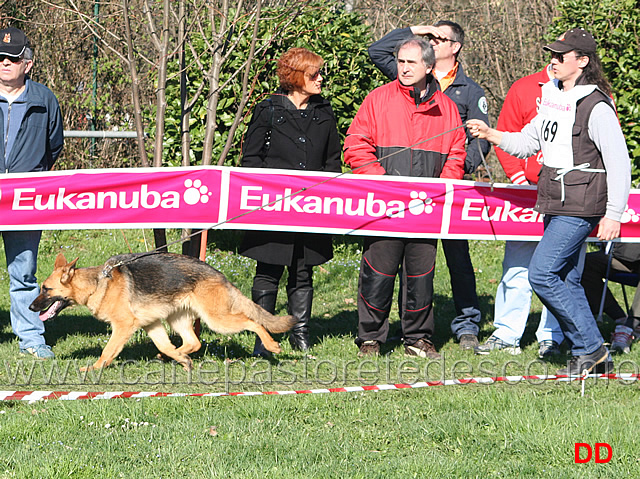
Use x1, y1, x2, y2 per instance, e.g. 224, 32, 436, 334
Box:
217, 0, 261, 165
122, 0, 150, 167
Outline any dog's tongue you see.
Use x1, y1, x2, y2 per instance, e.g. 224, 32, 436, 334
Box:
39, 301, 62, 321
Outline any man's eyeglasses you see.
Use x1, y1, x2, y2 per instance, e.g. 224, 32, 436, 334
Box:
0, 54, 24, 64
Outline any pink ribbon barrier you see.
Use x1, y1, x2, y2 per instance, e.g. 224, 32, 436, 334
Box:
2, 166, 639, 240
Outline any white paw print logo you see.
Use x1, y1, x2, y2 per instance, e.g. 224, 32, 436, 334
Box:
183, 179, 211, 205
408, 191, 435, 215
621, 206, 640, 224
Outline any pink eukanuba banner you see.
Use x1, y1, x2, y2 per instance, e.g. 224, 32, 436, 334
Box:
1, 166, 639, 241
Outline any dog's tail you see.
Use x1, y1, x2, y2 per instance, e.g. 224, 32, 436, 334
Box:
230, 287, 296, 333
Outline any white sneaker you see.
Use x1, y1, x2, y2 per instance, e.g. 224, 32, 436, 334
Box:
611, 325, 633, 354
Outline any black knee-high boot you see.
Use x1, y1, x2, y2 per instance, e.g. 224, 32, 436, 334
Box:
287, 288, 313, 351
252, 289, 278, 357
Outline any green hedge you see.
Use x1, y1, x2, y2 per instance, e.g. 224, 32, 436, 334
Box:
158, 3, 385, 167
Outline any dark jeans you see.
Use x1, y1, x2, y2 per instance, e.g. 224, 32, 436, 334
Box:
441, 239, 482, 337
398, 239, 482, 339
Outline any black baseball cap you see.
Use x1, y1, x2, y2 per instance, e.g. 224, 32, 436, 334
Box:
0, 27, 29, 57
543, 28, 597, 54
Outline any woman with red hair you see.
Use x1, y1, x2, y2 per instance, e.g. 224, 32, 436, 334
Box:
239, 47, 342, 355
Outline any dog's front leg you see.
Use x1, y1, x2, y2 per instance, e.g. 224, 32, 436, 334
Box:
80, 323, 137, 371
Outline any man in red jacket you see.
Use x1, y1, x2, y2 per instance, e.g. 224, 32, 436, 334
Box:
475, 65, 566, 357
344, 36, 466, 359
369, 21, 490, 351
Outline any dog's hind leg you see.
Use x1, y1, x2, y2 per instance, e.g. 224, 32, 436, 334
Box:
244, 320, 281, 354
167, 312, 201, 355
191, 287, 283, 354
143, 321, 193, 370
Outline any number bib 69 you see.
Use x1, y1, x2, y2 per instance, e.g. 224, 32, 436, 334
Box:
535, 82, 596, 169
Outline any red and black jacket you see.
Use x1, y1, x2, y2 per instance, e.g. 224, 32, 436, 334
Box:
344, 76, 465, 179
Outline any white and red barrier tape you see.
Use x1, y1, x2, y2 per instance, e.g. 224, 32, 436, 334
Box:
1, 372, 637, 402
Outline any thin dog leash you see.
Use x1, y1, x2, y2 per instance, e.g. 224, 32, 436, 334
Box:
477, 137, 494, 189
109, 123, 470, 269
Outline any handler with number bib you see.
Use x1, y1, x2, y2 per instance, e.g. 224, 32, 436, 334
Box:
468, 28, 631, 376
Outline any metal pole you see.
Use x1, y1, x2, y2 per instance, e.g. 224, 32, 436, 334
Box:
63, 130, 140, 138
91, 0, 100, 166
597, 241, 614, 323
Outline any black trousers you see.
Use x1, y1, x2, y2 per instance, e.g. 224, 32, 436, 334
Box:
252, 246, 313, 294
398, 239, 481, 338
357, 237, 436, 345
581, 249, 640, 328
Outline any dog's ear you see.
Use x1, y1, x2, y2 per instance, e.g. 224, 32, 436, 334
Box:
54, 252, 68, 269
60, 257, 79, 285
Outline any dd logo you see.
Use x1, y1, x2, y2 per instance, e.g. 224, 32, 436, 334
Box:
574, 443, 612, 463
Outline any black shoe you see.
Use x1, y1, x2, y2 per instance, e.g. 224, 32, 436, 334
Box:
596, 359, 615, 375
289, 331, 310, 351
459, 334, 479, 351
556, 344, 610, 376
538, 340, 562, 359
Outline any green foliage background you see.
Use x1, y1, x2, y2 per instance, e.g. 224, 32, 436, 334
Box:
160, 3, 385, 168
4, 0, 638, 178
549, 0, 640, 182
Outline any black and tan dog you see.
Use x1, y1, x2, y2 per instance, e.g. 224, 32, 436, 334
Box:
30, 252, 296, 371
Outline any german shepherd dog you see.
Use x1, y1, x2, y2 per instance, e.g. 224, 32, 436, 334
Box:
30, 252, 296, 371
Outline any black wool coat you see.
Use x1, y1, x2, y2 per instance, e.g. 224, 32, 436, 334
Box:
238, 92, 342, 266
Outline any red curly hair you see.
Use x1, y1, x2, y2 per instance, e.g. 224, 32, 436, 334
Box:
277, 47, 324, 92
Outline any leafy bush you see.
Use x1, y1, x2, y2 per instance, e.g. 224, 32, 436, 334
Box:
549, 0, 640, 182
160, 3, 385, 167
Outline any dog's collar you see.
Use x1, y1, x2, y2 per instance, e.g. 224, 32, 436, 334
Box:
101, 264, 116, 278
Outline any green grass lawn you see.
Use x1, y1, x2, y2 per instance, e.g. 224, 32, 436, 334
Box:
1, 229, 638, 478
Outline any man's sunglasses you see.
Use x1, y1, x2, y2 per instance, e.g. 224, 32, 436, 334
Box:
0, 54, 24, 63
427, 34, 454, 44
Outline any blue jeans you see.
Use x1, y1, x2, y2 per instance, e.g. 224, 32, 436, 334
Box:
529, 215, 603, 356
493, 240, 585, 346
2, 230, 47, 350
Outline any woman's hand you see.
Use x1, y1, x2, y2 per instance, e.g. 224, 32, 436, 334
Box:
466, 119, 490, 139
597, 217, 621, 241
466, 119, 503, 146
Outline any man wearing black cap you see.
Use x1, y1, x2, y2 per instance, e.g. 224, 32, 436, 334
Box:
468, 28, 631, 375
0, 26, 64, 359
